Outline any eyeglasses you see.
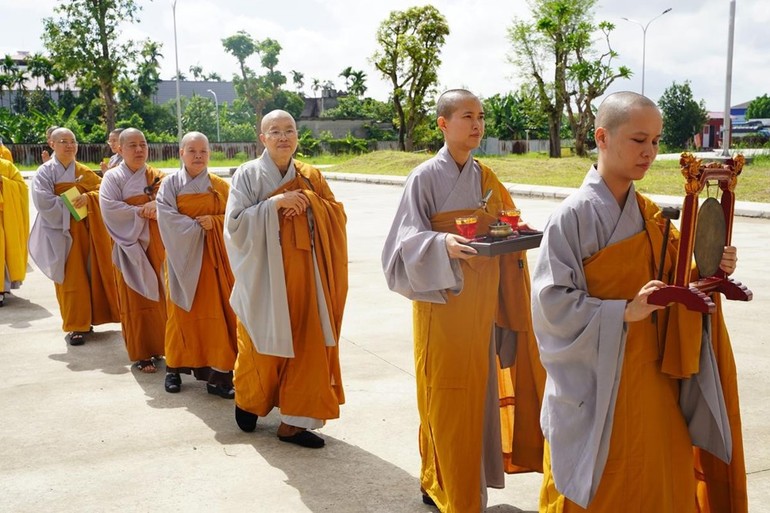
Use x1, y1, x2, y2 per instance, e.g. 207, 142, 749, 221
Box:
55, 140, 78, 146
265, 129, 297, 139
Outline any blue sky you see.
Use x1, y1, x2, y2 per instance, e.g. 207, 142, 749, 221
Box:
2, 0, 768, 112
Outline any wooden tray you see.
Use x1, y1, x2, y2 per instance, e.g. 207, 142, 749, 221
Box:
463, 231, 543, 256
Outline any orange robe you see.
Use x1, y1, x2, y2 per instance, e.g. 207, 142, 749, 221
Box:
162, 175, 237, 373
0, 158, 28, 289
233, 161, 348, 422
110, 167, 167, 361
539, 192, 746, 513
30, 161, 119, 331
413, 165, 543, 512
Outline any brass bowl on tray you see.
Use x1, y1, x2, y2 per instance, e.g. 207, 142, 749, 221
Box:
488, 221, 514, 238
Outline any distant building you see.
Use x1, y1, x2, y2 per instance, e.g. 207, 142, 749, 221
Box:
0, 51, 78, 109
152, 80, 237, 106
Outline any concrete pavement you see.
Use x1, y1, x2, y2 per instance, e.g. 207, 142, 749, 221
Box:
1, 179, 768, 512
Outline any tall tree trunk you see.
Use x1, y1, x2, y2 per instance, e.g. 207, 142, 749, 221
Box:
102, 80, 116, 132
394, 98, 406, 152
548, 115, 561, 158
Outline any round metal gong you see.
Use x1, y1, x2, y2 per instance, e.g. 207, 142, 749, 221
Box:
694, 197, 727, 278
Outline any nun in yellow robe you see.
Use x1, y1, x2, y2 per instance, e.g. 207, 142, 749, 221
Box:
0, 157, 28, 304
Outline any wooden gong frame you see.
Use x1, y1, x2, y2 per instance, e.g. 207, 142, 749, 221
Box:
648, 152, 753, 313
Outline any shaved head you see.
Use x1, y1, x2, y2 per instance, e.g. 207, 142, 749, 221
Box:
180, 131, 209, 149
595, 92, 659, 134
51, 127, 76, 141
119, 128, 146, 145
437, 89, 480, 119
261, 110, 296, 133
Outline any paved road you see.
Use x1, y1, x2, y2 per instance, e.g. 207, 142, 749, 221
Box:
1, 180, 768, 512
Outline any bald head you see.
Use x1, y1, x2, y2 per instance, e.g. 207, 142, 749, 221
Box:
180, 131, 209, 149
260, 110, 296, 133
119, 127, 146, 146
595, 92, 659, 134
51, 127, 75, 142
437, 89, 480, 119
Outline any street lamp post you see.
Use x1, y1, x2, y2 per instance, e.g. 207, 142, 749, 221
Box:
622, 8, 673, 96
207, 89, 221, 143
721, 0, 737, 157
172, 0, 182, 142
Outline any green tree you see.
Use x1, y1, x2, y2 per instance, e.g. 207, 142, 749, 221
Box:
339, 66, 353, 90
189, 63, 204, 81
483, 86, 549, 140
349, 70, 368, 97
509, 0, 630, 157
42, 0, 144, 131
746, 94, 770, 120
136, 40, 163, 97
373, 5, 449, 151
321, 95, 393, 122
264, 90, 304, 120
182, 95, 218, 137
658, 81, 708, 150
222, 31, 286, 141
290, 70, 305, 94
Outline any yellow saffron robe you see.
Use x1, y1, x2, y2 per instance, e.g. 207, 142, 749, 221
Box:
538, 190, 746, 513
233, 161, 348, 422
414, 165, 543, 512
161, 174, 237, 373
29, 160, 119, 331
112, 167, 167, 361
0, 158, 28, 290
0, 145, 12, 163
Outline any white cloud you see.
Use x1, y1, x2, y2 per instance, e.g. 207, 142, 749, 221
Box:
1, 0, 768, 111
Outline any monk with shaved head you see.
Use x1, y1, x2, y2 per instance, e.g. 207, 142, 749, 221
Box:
382, 89, 543, 512
29, 127, 119, 344
99, 128, 167, 373
155, 131, 237, 397
224, 109, 348, 448
532, 91, 746, 512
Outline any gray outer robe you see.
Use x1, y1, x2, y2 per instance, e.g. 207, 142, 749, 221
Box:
532, 167, 731, 508
28, 157, 77, 283
99, 162, 161, 301
381, 144, 508, 493
223, 150, 295, 358
156, 168, 211, 312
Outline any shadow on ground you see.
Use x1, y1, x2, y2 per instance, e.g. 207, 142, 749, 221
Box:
48, 328, 130, 375
0, 293, 53, 328
487, 505, 537, 513
131, 369, 428, 512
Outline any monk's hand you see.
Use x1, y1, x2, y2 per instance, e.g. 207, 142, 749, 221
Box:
719, 246, 737, 275
196, 215, 214, 231
624, 280, 666, 323
42, 150, 50, 163
275, 190, 309, 218
445, 233, 477, 260
71, 194, 88, 208
517, 221, 537, 232
139, 200, 157, 220
100, 161, 108, 171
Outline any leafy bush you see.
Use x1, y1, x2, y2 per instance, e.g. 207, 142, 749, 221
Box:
210, 151, 226, 160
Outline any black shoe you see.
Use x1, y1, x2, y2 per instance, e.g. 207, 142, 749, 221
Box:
422, 493, 437, 507
69, 332, 85, 346
278, 430, 325, 449
207, 383, 235, 399
164, 373, 181, 393
235, 406, 258, 432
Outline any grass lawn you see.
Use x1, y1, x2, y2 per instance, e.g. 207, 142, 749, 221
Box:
16, 150, 769, 203
331, 151, 770, 203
